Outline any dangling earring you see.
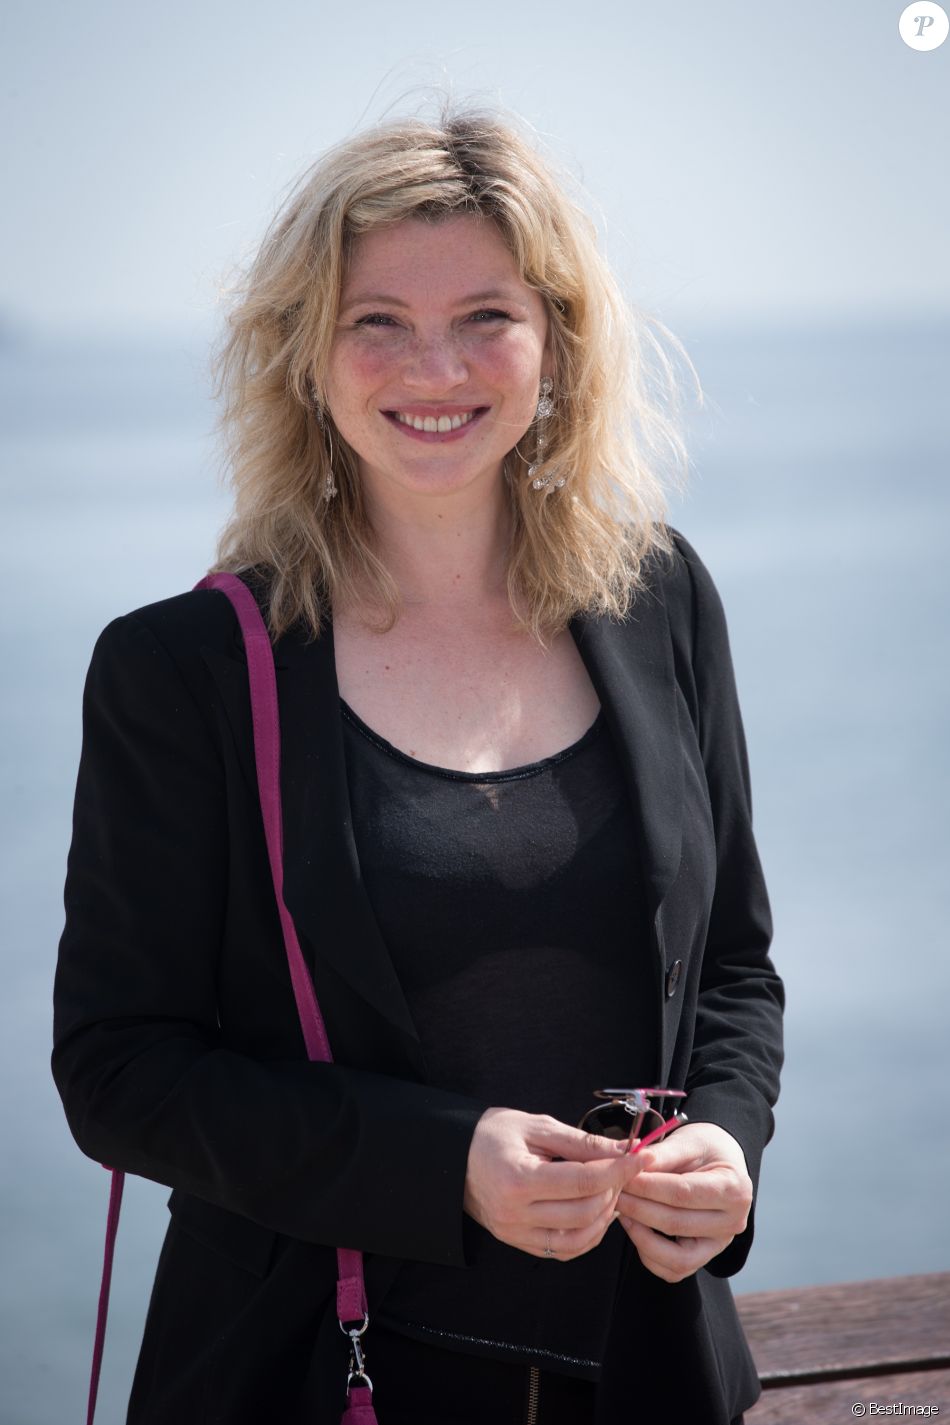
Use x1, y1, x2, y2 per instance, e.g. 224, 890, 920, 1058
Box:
528, 377, 566, 491
313, 399, 338, 501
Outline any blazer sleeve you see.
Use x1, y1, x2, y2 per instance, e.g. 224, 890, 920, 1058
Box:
667, 531, 785, 1278
52, 610, 485, 1268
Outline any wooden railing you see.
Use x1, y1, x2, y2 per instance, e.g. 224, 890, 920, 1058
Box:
737, 1271, 950, 1421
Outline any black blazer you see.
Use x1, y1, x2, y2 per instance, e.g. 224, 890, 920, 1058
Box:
53, 531, 784, 1424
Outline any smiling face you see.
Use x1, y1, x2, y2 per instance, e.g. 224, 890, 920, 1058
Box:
323, 213, 551, 507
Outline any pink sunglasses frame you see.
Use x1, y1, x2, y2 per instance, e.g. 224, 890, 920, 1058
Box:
579, 1087, 688, 1153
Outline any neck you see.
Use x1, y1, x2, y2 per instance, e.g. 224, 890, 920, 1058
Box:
360, 474, 514, 613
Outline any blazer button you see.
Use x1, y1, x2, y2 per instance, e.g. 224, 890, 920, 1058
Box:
665, 960, 683, 999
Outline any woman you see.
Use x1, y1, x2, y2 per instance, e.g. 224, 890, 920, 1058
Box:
53, 110, 784, 1424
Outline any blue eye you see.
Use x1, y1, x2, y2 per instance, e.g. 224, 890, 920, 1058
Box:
356, 313, 397, 327
471, 309, 511, 323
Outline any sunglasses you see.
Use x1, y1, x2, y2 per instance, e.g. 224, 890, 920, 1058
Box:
578, 1087, 687, 1153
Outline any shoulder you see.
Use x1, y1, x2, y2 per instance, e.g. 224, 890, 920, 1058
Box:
83, 585, 249, 740
637, 527, 744, 745
639, 526, 731, 653
89, 573, 267, 676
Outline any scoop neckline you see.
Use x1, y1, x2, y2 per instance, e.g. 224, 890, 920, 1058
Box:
339, 699, 605, 783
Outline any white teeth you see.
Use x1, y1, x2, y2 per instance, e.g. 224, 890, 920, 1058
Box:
395, 410, 477, 432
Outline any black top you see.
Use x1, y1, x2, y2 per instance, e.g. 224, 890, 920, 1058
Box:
340, 699, 656, 1378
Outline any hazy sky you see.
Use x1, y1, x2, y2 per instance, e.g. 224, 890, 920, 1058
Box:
3, 0, 948, 338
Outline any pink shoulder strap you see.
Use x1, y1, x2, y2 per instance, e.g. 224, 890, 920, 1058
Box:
86, 573, 375, 1425
197, 574, 333, 1063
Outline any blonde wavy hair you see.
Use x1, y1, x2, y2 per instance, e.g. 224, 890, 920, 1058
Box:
211, 106, 697, 642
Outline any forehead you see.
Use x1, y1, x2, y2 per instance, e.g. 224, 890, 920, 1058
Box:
340, 213, 535, 303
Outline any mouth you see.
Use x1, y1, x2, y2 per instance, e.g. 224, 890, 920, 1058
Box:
384, 406, 488, 440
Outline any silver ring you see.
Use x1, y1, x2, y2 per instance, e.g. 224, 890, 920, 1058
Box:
544, 1230, 556, 1259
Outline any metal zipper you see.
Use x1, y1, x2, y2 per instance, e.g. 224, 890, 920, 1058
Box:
525, 1365, 540, 1425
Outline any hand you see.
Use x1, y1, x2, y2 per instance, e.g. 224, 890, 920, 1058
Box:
463, 1107, 646, 1261
616, 1122, 752, 1283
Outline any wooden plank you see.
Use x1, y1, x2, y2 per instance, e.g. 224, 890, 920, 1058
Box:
744, 1365, 950, 1422
737, 1272, 950, 1383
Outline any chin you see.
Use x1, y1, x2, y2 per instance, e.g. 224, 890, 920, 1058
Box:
362, 453, 508, 499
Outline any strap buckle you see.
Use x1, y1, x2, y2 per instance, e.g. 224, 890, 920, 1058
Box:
340, 1314, 373, 1393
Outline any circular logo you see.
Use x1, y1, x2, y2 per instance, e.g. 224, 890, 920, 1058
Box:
899, 2, 949, 49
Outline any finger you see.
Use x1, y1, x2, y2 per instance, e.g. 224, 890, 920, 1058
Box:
520, 1216, 617, 1262
528, 1150, 646, 1204
617, 1191, 738, 1240
527, 1117, 638, 1165
531, 1187, 621, 1232
620, 1216, 725, 1283
631, 1132, 708, 1176
621, 1163, 743, 1212
633, 1123, 749, 1178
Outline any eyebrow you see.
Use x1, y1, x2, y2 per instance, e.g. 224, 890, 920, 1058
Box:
339, 289, 532, 312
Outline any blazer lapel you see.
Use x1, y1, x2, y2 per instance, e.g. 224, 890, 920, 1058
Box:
570, 587, 684, 918
200, 618, 423, 1067
274, 623, 423, 1053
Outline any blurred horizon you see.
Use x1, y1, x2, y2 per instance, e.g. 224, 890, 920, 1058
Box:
5, 302, 950, 349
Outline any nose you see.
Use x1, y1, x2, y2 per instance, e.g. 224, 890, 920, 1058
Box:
401, 332, 469, 392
